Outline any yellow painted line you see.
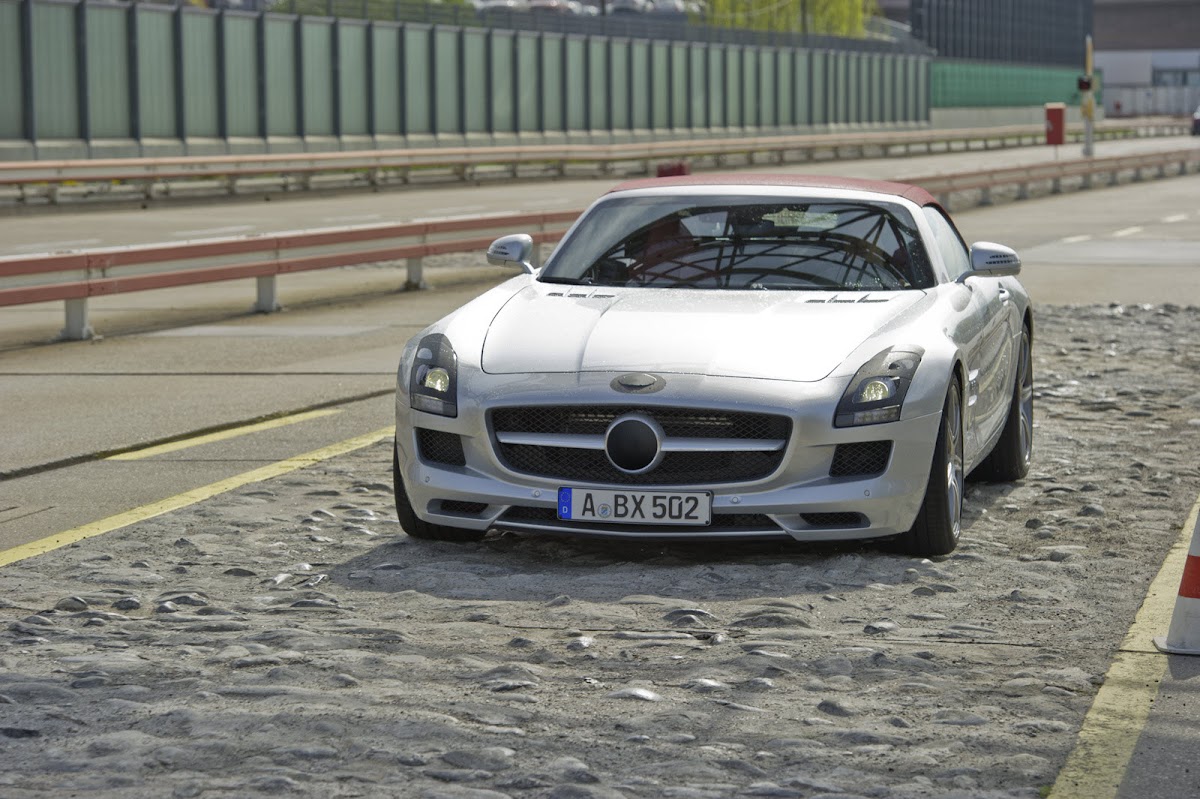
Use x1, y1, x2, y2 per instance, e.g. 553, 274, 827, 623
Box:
1049, 494, 1200, 799
107, 408, 342, 461
0, 426, 395, 570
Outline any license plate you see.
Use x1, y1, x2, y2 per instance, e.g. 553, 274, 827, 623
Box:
557, 488, 711, 525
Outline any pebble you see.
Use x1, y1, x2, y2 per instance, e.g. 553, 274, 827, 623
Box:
1, 303, 1198, 798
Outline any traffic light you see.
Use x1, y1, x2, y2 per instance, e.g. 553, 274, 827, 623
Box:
1077, 75, 1093, 92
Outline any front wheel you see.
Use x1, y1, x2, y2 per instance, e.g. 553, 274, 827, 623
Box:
973, 324, 1033, 482
893, 379, 964, 557
392, 443, 487, 543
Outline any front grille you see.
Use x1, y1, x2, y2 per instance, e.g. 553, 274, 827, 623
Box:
491, 406, 791, 486
499, 506, 782, 534
417, 428, 465, 467
801, 512, 867, 529
830, 441, 892, 477
439, 500, 489, 515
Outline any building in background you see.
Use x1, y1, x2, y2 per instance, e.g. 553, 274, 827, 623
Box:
1093, 0, 1200, 115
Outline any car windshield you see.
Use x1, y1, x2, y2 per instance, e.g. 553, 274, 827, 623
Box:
541, 195, 935, 291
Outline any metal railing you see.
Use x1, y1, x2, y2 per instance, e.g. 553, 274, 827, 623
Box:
1, 118, 1189, 206
3, 144, 1197, 341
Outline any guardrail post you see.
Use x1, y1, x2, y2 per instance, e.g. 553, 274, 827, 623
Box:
255, 276, 280, 312
62, 299, 93, 341
406, 257, 426, 290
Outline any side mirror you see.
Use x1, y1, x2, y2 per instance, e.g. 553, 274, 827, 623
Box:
964, 241, 1021, 279
486, 234, 537, 274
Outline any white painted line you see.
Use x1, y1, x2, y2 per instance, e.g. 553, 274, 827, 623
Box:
322, 213, 383, 224
1112, 226, 1143, 238
428, 205, 487, 214
8, 238, 103, 253
1061, 234, 1092, 244
170, 225, 255, 238
1162, 214, 1188, 224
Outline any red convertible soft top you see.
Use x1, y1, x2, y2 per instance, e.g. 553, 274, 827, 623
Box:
608, 173, 939, 208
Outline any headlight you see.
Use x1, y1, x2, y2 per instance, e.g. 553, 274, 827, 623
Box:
410, 334, 458, 417
834, 346, 924, 428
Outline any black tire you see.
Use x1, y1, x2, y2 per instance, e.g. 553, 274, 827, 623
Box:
893, 378, 964, 557
392, 442, 487, 543
973, 324, 1033, 483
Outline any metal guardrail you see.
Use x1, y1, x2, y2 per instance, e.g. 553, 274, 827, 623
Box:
0, 118, 1189, 206
3, 144, 1198, 341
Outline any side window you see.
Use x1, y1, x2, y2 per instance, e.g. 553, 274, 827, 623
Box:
922, 207, 971, 281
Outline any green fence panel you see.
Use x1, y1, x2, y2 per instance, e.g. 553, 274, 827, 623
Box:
630, 40, 650, 130
371, 24, 401, 135
741, 47, 757, 128
181, 12, 218, 138
434, 27, 460, 135
84, 6, 130, 139
337, 22, 368, 135
0, 1, 22, 138
463, 28, 487, 134
707, 46, 723, 128
726, 46, 741, 127
918, 57, 929, 120
300, 19, 333, 136
648, 42, 668, 130
688, 44, 706, 130
793, 49, 809, 127
404, 25, 431, 135
776, 49, 793, 126
812, 51, 827, 126
264, 16, 296, 137
540, 33, 563, 133
515, 32, 538, 133
223, 15, 258, 138
565, 36, 586, 131
931, 60, 1080, 108
32, 3, 78, 138
669, 43, 687, 129
610, 38, 630, 130
882, 55, 891, 122
587, 38, 607, 130
490, 30, 515, 134
759, 49, 776, 128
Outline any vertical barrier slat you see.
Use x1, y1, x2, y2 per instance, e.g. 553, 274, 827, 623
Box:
777, 49, 793, 127
403, 24, 431, 137
434, 26, 460, 136
759, 48, 776, 130
32, 1, 79, 139
300, 18, 333, 138
462, 28, 487, 135
587, 37, 607, 132
628, 39, 648, 130
489, 30, 514, 134
224, 14, 258, 138
371, 24, 400, 136
565, 35, 585, 133
264, 15, 296, 138
540, 33, 564, 133
515, 31, 538, 135
181, 11, 219, 139
741, 46, 756, 130
609, 37, 629, 131
647, 41, 667, 131
1, 0, 27, 141
339, 21, 368, 137
669, 42, 687, 131
726, 46, 741, 128
708, 45, 723, 130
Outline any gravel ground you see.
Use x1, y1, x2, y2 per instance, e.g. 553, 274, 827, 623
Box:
2, 303, 1200, 799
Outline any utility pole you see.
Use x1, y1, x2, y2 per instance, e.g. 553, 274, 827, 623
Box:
1082, 34, 1095, 158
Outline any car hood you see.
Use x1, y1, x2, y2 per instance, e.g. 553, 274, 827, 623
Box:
480, 285, 925, 382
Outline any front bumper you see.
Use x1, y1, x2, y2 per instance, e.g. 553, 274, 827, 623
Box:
395, 371, 942, 543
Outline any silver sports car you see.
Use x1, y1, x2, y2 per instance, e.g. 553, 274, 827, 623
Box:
393, 175, 1033, 556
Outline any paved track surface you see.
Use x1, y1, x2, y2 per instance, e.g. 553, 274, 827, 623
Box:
1, 149, 1200, 799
